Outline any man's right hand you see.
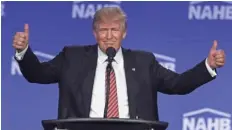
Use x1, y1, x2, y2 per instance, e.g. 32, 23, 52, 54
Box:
13, 24, 29, 53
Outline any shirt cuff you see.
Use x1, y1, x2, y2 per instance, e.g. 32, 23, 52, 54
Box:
205, 58, 217, 77
15, 45, 28, 61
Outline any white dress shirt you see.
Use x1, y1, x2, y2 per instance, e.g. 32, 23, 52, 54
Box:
15, 45, 217, 118
89, 47, 129, 118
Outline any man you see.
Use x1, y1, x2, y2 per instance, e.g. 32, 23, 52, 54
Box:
13, 7, 225, 121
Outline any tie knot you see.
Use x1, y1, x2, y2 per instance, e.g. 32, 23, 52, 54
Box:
105, 58, 115, 63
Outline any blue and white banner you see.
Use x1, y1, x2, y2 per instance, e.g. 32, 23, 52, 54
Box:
2, 1, 232, 130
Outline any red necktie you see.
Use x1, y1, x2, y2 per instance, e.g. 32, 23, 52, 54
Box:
105, 66, 119, 118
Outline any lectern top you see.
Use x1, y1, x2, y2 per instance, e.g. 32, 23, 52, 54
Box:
42, 118, 168, 130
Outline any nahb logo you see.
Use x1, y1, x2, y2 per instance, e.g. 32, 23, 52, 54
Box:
183, 108, 231, 130
188, 1, 232, 20
72, 1, 121, 19
11, 51, 54, 76
153, 53, 176, 72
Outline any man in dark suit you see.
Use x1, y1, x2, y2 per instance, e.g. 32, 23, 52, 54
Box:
13, 7, 225, 121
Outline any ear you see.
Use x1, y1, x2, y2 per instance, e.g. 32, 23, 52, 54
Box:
93, 30, 97, 38
123, 31, 127, 39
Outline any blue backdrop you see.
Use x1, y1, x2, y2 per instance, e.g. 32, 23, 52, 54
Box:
2, 1, 232, 130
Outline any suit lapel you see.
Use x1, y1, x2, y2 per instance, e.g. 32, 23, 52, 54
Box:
81, 45, 98, 117
122, 48, 140, 119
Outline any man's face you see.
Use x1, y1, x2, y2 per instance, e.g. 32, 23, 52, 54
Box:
93, 21, 126, 52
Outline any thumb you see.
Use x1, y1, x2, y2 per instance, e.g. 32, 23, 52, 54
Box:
24, 23, 29, 41
211, 40, 218, 51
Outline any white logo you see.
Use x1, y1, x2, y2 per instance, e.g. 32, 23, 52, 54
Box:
183, 108, 231, 130
188, 1, 232, 20
11, 51, 54, 76
2, 1, 5, 17
72, 1, 121, 19
153, 53, 176, 72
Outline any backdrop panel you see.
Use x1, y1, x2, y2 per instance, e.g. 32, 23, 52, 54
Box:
2, 1, 232, 130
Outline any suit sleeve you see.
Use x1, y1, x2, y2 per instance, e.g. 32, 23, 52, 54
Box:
150, 55, 216, 95
16, 46, 66, 84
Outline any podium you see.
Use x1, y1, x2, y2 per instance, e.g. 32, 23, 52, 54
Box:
42, 118, 168, 130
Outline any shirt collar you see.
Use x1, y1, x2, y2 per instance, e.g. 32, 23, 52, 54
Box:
97, 46, 123, 64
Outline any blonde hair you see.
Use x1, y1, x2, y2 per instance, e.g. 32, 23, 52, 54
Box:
92, 7, 127, 31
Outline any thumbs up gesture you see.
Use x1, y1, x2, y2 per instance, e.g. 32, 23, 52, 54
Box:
13, 24, 29, 53
207, 40, 226, 69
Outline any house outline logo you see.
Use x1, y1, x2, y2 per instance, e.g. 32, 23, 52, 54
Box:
72, 1, 122, 19
190, 1, 232, 5
153, 52, 176, 62
33, 51, 55, 60
11, 51, 55, 76
183, 108, 231, 118
188, 1, 232, 20
153, 53, 176, 72
182, 108, 231, 130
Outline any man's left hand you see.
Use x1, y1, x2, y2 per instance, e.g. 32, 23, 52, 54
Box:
207, 40, 226, 69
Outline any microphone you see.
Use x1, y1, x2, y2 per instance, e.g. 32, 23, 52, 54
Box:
106, 47, 116, 63
104, 47, 116, 118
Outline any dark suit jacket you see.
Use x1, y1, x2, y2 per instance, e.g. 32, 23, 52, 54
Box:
16, 44, 216, 121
